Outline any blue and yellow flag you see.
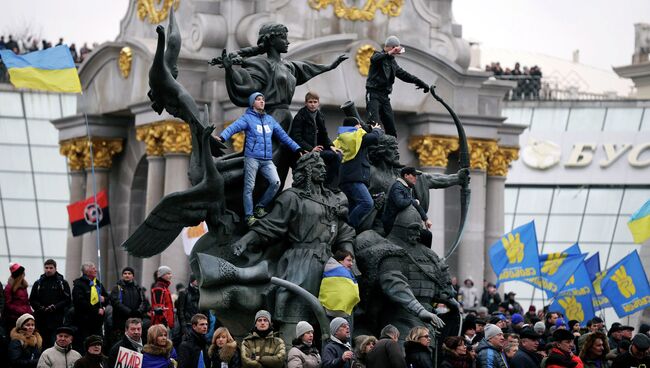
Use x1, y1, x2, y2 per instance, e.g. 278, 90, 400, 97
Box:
319, 257, 360, 316
628, 199, 650, 244
0, 45, 81, 93
600, 250, 650, 317
584, 253, 611, 311
489, 221, 540, 286
553, 266, 596, 325
333, 126, 366, 163
523, 243, 586, 298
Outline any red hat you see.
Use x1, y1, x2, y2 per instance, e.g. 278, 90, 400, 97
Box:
9, 262, 24, 278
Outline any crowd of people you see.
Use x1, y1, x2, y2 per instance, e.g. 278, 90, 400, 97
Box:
485, 61, 543, 100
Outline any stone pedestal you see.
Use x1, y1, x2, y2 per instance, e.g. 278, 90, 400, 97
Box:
422, 166, 448, 256
141, 155, 165, 286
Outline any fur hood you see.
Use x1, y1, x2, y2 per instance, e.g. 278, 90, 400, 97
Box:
208, 341, 237, 362
143, 340, 173, 356
10, 327, 42, 349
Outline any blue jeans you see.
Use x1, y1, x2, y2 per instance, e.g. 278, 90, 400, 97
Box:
243, 157, 281, 216
339, 182, 373, 228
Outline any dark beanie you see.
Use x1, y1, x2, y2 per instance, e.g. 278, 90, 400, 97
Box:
122, 266, 135, 275
84, 335, 103, 350
343, 117, 360, 127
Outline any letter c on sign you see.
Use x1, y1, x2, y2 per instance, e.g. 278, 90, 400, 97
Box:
628, 142, 650, 167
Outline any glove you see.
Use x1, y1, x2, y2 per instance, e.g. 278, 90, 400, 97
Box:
418, 310, 445, 329
416, 80, 430, 93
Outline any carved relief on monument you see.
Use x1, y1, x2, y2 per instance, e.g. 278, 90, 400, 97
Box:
409, 135, 459, 168
118, 47, 133, 79
488, 146, 520, 177
468, 138, 498, 171
137, 0, 179, 24
60, 138, 124, 170
135, 122, 167, 157
308, 0, 404, 21
355, 44, 375, 76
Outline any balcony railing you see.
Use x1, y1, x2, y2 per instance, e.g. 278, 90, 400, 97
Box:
496, 75, 624, 101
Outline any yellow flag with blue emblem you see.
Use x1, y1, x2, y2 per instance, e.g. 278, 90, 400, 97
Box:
488, 221, 540, 286
600, 250, 650, 317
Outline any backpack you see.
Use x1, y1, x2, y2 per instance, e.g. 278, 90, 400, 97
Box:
150, 286, 174, 328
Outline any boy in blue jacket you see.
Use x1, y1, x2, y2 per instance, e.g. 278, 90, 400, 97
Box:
217, 92, 302, 226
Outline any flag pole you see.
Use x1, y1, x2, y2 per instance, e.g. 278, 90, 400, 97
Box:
81, 92, 103, 282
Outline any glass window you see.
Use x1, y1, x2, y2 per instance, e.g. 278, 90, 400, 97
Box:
38, 202, 69, 229
641, 109, 650, 131
578, 243, 607, 263
0, 145, 31, 171
503, 281, 535, 299
566, 108, 606, 132
6, 229, 41, 256
504, 215, 514, 232
0, 256, 9, 281
2, 200, 38, 227
613, 216, 634, 243
61, 95, 77, 117
530, 108, 570, 132
603, 108, 644, 132
34, 174, 70, 200
550, 188, 588, 214
26, 119, 59, 146
504, 188, 518, 214
540, 242, 574, 254
0, 172, 35, 199
0, 92, 23, 117
503, 107, 533, 126
545, 215, 582, 242
620, 188, 650, 215
0, 118, 28, 144
15, 257, 46, 284
579, 215, 617, 242
23, 93, 61, 119
513, 214, 548, 240
0, 229, 8, 256
515, 188, 553, 213
30, 147, 67, 173
604, 244, 641, 266
585, 189, 624, 214
41, 229, 67, 257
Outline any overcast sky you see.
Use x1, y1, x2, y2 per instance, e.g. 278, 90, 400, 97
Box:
3, 0, 648, 71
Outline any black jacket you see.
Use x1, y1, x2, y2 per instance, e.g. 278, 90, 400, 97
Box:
71, 276, 109, 328
72, 353, 107, 368
8, 329, 42, 368
509, 347, 542, 368
381, 178, 428, 234
404, 340, 433, 368
365, 51, 426, 94
290, 107, 333, 152
339, 128, 382, 185
108, 334, 143, 368
29, 272, 71, 329
110, 279, 149, 331
177, 330, 209, 368
321, 339, 352, 368
176, 285, 203, 329
366, 336, 407, 368
611, 351, 650, 368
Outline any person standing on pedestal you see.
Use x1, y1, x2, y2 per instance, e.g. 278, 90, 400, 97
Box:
216, 92, 302, 227
29, 259, 71, 350
365, 36, 430, 138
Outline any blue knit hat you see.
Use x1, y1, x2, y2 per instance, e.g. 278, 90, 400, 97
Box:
249, 92, 264, 107
511, 313, 524, 325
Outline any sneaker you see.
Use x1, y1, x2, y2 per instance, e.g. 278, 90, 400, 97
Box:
254, 206, 268, 218
246, 216, 257, 227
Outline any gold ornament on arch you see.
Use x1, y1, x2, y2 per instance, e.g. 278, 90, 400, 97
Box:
118, 47, 133, 79
355, 45, 375, 76
137, 0, 180, 24
308, 0, 404, 21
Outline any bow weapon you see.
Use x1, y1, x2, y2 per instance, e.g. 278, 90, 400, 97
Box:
428, 85, 471, 261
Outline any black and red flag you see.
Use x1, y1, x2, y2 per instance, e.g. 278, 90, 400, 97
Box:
67, 190, 111, 236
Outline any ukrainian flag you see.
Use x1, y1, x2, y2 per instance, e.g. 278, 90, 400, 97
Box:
0, 45, 81, 93
333, 126, 367, 163
319, 257, 360, 316
628, 199, 650, 244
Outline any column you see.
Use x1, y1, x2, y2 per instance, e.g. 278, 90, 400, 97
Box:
485, 146, 520, 284
456, 139, 497, 296
60, 140, 87, 282
160, 121, 192, 291
409, 135, 459, 257
135, 122, 168, 286
79, 138, 123, 281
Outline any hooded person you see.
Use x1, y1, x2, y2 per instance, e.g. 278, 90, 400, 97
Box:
240, 310, 285, 367
9, 313, 42, 367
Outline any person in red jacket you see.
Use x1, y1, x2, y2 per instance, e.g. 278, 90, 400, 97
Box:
4, 263, 33, 333
546, 329, 584, 368
150, 266, 174, 329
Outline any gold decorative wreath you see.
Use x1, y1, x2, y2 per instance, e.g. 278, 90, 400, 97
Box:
118, 47, 133, 79
137, 0, 180, 24
355, 44, 375, 76
308, 0, 404, 21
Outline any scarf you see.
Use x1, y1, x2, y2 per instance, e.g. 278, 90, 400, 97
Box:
330, 335, 352, 350
127, 335, 143, 352
88, 277, 101, 305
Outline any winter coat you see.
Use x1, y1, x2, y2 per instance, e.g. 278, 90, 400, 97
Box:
29, 272, 71, 330
5, 279, 33, 324
208, 340, 241, 368
509, 347, 542, 368
459, 286, 480, 309
142, 340, 177, 368
481, 292, 502, 314
177, 330, 209, 368
220, 108, 300, 160
381, 178, 428, 234
581, 357, 609, 368
611, 351, 649, 368
72, 354, 107, 368
176, 284, 204, 330
404, 340, 433, 368
150, 278, 174, 328
336, 127, 382, 185
108, 334, 144, 368
37, 343, 81, 368
476, 339, 508, 368
241, 330, 285, 368
321, 338, 352, 368
71, 276, 109, 329
110, 279, 149, 332
546, 347, 584, 368
290, 107, 333, 152
287, 340, 321, 368
439, 349, 474, 368
365, 51, 426, 94
366, 336, 407, 368
9, 327, 43, 368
